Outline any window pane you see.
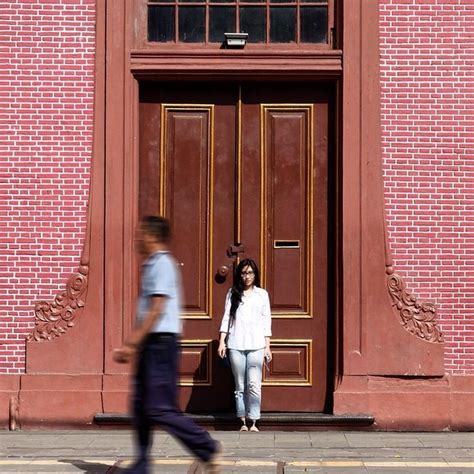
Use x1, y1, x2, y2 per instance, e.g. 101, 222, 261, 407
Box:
300, 6, 327, 43
241, 0, 265, 3
210, 0, 235, 3
209, 7, 236, 42
270, 7, 296, 43
179, 7, 205, 42
148, 6, 175, 42
240, 7, 266, 43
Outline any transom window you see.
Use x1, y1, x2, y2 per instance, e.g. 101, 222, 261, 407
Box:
147, 0, 331, 44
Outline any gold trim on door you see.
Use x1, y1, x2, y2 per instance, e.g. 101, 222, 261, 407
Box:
262, 339, 313, 386
259, 104, 315, 320
179, 339, 213, 386
160, 105, 215, 319
236, 86, 242, 250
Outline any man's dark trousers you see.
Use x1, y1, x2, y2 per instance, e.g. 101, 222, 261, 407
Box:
131, 333, 217, 473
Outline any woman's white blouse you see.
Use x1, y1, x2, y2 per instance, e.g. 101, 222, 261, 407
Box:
219, 287, 272, 350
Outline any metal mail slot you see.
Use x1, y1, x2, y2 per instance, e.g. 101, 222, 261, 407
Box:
273, 240, 300, 249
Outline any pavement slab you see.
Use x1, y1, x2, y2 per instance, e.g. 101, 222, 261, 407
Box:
0, 430, 472, 473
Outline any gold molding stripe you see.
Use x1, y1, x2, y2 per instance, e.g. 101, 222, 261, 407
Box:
236, 86, 242, 250
209, 106, 215, 319
160, 105, 215, 320
179, 339, 213, 386
262, 338, 313, 386
260, 104, 265, 281
309, 105, 315, 317
271, 313, 312, 319
259, 105, 314, 319
159, 103, 165, 216
181, 312, 214, 319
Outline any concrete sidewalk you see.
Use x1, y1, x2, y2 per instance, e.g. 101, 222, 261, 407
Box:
0, 430, 472, 473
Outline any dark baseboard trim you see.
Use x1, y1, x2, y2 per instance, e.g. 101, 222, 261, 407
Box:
94, 412, 374, 428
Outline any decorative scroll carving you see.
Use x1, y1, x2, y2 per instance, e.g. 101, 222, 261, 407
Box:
28, 265, 89, 342
387, 271, 443, 343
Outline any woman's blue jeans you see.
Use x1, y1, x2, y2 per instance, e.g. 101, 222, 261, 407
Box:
229, 348, 264, 421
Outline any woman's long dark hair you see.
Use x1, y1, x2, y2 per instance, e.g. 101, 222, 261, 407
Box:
229, 258, 261, 325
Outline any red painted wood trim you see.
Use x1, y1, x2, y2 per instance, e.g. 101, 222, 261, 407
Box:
130, 50, 342, 77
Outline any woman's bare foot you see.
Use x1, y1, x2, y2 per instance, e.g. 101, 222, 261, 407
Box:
239, 424, 249, 432
250, 424, 259, 432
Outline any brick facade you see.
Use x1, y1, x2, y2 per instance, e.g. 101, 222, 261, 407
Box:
0, 0, 95, 372
380, 0, 474, 374
0, 0, 472, 375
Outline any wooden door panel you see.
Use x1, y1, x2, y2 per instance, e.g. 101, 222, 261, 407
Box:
180, 340, 212, 385
262, 106, 313, 315
163, 106, 213, 316
241, 85, 330, 411
263, 340, 312, 385
139, 83, 237, 412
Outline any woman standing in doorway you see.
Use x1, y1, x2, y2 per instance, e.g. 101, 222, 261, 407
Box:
218, 258, 272, 432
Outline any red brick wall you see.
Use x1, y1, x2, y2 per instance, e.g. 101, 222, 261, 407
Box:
0, 1, 95, 373
379, 0, 474, 374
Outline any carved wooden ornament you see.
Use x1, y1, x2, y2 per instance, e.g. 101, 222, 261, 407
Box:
387, 272, 443, 343
28, 265, 89, 342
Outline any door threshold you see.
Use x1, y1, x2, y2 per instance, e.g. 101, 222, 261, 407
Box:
94, 412, 374, 428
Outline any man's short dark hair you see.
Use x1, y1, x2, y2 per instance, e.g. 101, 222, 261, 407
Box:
141, 216, 171, 243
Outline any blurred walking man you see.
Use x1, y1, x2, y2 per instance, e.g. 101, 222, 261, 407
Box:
113, 216, 221, 473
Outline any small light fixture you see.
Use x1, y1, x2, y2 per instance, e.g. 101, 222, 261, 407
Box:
224, 32, 248, 48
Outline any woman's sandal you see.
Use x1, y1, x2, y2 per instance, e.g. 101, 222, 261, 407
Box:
239, 424, 249, 432
249, 425, 259, 432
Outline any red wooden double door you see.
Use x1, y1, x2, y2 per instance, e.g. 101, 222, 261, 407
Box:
139, 82, 332, 413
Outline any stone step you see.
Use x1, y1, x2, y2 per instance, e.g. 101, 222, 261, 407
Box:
94, 412, 374, 429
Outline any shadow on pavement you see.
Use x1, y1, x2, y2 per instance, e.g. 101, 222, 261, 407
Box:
58, 458, 119, 473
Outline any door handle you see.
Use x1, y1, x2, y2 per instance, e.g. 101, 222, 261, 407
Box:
218, 243, 244, 279
227, 243, 245, 258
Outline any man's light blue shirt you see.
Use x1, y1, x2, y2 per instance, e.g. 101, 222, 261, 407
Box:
136, 251, 183, 334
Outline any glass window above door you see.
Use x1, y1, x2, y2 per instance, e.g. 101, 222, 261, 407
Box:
147, 0, 330, 44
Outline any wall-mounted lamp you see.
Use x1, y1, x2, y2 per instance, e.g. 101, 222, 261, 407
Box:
224, 32, 248, 48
